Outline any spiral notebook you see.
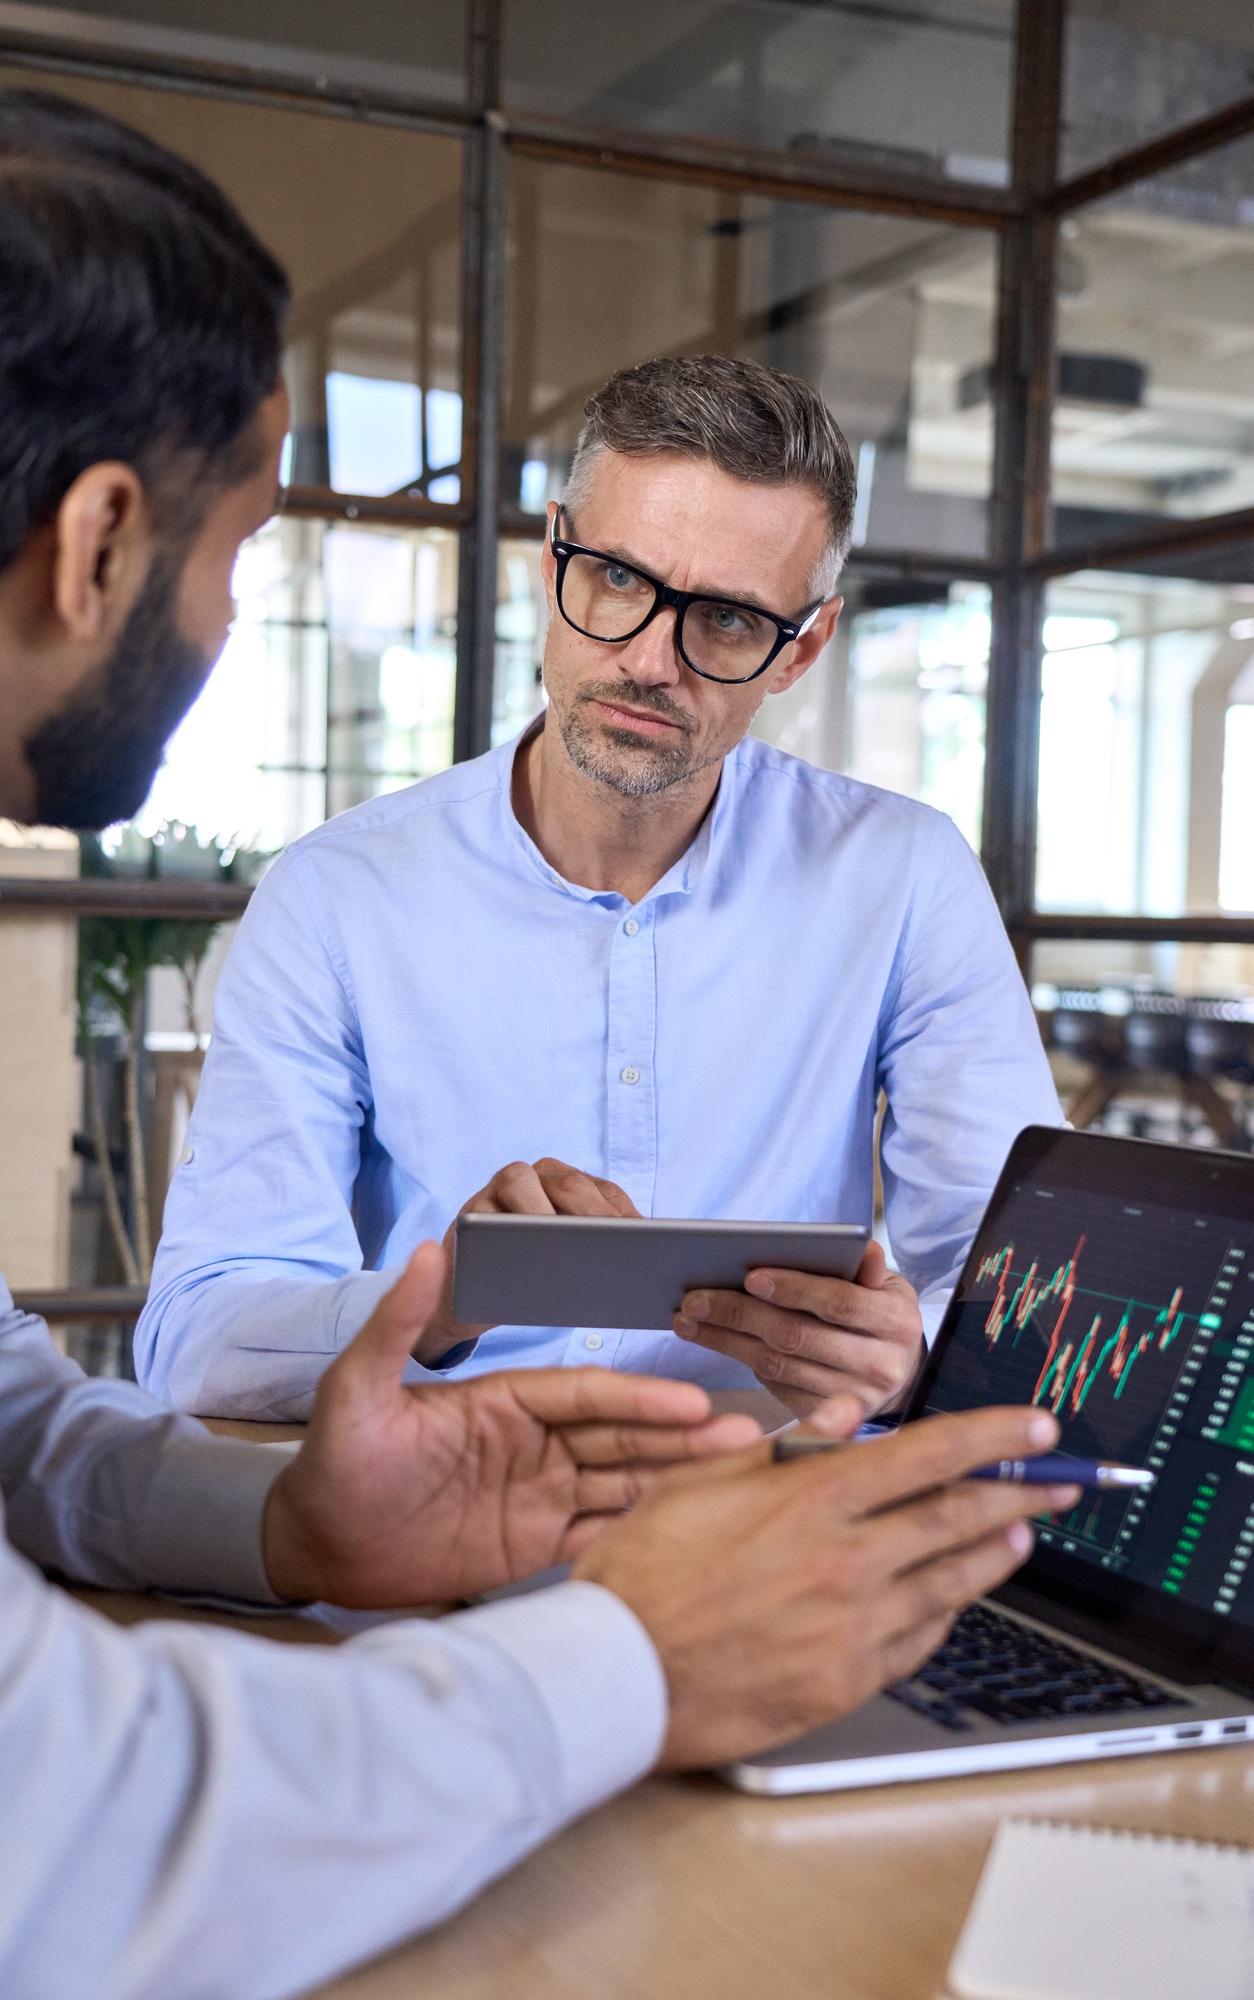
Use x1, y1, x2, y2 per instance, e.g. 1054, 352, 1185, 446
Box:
948, 1818, 1254, 2000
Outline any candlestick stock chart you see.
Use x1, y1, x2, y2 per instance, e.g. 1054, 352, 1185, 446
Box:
922, 1168, 1254, 1605
931, 1191, 1229, 1472
977, 1235, 1190, 1428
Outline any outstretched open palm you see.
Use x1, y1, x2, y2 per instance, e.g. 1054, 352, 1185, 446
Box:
262, 1243, 760, 1608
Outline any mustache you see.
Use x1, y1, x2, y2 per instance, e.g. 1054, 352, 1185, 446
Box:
577, 680, 696, 735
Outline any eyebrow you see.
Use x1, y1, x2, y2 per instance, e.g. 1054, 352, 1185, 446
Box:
573, 528, 781, 617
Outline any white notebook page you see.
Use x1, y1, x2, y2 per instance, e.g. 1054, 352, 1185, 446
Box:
948, 1818, 1254, 2000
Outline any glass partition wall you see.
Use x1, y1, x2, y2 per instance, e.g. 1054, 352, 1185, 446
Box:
6, 0, 1254, 1351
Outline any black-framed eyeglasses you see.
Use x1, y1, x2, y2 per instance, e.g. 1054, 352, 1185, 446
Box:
549, 510, 825, 685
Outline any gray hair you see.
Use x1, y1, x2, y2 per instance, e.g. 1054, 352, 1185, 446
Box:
564, 354, 856, 599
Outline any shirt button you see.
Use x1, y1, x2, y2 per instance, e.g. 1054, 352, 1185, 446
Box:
583, 1332, 604, 1351
620, 1065, 640, 1085
179, 1146, 194, 1165
623, 917, 639, 936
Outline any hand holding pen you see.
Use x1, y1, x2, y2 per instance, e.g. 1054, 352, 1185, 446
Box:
772, 1432, 1154, 1491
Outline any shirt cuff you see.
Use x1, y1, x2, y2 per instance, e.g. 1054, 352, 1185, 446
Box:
920, 1297, 949, 1346
139, 1434, 299, 1604
363, 1580, 668, 1821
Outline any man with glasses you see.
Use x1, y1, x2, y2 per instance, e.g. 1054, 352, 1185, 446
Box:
139, 355, 1061, 1424
0, 105, 1075, 1991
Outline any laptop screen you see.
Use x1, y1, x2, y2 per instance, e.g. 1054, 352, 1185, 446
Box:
911, 1126, 1254, 1683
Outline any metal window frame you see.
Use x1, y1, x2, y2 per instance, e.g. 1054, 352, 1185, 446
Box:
1, 0, 1252, 945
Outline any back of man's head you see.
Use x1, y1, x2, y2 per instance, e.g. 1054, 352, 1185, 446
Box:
566, 355, 857, 597
0, 87, 290, 572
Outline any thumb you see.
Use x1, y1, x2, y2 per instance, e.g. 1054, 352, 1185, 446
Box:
856, 1239, 889, 1289
800, 1391, 866, 1441
337, 1241, 447, 1391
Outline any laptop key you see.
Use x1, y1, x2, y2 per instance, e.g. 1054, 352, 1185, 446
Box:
886, 1604, 1183, 1733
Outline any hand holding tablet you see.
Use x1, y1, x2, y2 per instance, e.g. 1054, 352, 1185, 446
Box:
452, 1212, 870, 1331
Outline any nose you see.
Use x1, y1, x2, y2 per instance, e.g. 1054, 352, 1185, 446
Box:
617, 604, 684, 689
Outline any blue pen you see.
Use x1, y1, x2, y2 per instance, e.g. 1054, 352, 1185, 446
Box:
771, 1434, 1154, 1490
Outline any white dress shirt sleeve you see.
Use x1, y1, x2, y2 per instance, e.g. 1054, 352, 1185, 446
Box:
0, 1291, 667, 1999
0, 1284, 292, 1599
0, 1540, 666, 2000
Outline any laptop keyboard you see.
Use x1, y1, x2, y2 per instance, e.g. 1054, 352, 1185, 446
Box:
885, 1603, 1183, 1733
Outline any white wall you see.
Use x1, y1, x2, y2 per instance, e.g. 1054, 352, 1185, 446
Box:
0, 825, 79, 1288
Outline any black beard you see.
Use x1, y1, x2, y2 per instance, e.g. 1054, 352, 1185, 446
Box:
24, 554, 214, 831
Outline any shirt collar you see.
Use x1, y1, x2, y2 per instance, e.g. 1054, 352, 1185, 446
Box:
497, 718, 741, 910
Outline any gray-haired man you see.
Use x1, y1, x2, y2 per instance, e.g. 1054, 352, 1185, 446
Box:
139, 355, 1061, 1425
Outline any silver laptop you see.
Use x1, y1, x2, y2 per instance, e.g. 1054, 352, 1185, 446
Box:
725, 1125, 1254, 1795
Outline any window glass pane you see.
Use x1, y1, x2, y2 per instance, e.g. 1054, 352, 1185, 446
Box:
131, 519, 457, 849
1035, 565, 1254, 921
504, 160, 997, 559
1031, 943, 1254, 1152
1051, 133, 1254, 549
0, 64, 464, 502
41, 0, 466, 104
749, 576, 986, 847
494, 538, 549, 747
504, 0, 1013, 187
1063, 2, 1254, 181
835, 580, 989, 849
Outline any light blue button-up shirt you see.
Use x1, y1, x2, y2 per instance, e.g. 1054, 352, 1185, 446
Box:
137, 730, 1061, 1419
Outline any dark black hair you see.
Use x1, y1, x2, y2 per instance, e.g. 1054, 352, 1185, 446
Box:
0, 87, 290, 570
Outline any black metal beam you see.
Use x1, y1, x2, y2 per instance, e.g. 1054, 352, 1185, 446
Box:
0, 879, 252, 920
1011, 913, 1254, 948
1047, 92, 1254, 217
281, 485, 470, 530
980, 0, 1064, 921
499, 110, 1010, 230
452, 0, 506, 763
11, 1288, 148, 1323
1028, 506, 1254, 582
0, 25, 472, 140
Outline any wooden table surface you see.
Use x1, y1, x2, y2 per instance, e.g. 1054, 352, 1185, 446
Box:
69, 1407, 1254, 1999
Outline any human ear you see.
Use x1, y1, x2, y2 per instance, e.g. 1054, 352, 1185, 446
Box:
765, 596, 843, 696
538, 502, 559, 617
52, 462, 151, 644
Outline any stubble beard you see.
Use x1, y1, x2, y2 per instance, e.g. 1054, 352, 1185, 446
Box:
555, 679, 713, 798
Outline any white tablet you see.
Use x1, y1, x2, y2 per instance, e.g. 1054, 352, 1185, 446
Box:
451, 1213, 870, 1331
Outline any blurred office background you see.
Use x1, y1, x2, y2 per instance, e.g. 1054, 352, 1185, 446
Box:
3, 0, 1254, 1366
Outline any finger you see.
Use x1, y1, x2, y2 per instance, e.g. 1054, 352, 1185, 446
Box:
335, 1241, 448, 1391
573, 1464, 657, 1512
679, 1299, 917, 1401
471, 1160, 558, 1216
674, 1317, 885, 1405
531, 1157, 641, 1218
854, 1476, 1078, 1582
855, 1239, 890, 1289
874, 1611, 956, 1690
497, 1366, 717, 1429
707, 1272, 918, 1343
885, 1516, 1036, 1637
561, 1411, 762, 1466
773, 1405, 1062, 1524
802, 1392, 872, 1440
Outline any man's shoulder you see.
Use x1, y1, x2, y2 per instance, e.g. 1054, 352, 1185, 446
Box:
284, 744, 511, 869
732, 738, 957, 845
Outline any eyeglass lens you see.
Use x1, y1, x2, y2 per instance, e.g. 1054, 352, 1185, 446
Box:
560, 551, 780, 682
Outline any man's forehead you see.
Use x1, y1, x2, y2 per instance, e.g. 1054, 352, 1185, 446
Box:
573, 449, 828, 600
